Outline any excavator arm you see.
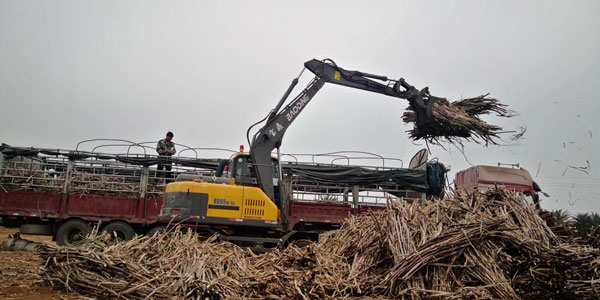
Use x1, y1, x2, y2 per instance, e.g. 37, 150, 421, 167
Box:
250, 58, 439, 202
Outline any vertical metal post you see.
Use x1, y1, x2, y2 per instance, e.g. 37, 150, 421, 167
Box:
63, 159, 74, 194
352, 185, 359, 208
277, 149, 284, 192
284, 177, 293, 202
277, 148, 287, 226
0, 152, 4, 175
139, 166, 149, 199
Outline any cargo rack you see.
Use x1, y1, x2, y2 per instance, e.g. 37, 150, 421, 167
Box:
1, 140, 428, 206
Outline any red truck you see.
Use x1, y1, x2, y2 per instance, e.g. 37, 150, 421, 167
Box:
455, 165, 543, 206
1, 144, 443, 248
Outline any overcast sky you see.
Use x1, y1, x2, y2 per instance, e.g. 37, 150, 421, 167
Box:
1, 1, 599, 213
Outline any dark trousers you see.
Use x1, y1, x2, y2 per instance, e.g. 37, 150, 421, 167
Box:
157, 160, 172, 179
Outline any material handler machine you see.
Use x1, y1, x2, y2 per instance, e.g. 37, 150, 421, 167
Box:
158, 59, 448, 250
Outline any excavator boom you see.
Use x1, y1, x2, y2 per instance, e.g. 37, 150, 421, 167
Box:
250, 59, 438, 202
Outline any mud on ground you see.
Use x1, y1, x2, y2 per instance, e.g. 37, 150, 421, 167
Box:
0, 226, 79, 300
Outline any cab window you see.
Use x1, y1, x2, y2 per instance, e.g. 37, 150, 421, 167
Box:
230, 155, 279, 186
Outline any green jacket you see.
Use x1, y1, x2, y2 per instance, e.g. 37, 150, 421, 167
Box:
156, 139, 176, 156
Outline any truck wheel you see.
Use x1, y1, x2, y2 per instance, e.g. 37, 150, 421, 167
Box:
145, 226, 166, 237
20, 224, 53, 235
101, 221, 135, 241
56, 219, 90, 247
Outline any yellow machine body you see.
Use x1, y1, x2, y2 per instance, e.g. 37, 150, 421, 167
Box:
162, 179, 280, 227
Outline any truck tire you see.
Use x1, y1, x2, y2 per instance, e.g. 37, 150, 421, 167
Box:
145, 226, 166, 237
20, 224, 52, 235
101, 221, 135, 241
56, 219, 90, 247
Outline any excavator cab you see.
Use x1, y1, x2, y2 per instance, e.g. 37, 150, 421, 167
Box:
229, 155, 256, 186
228, 153, 283, 207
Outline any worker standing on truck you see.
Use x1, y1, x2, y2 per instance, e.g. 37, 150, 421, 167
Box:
156, 131, 176, 179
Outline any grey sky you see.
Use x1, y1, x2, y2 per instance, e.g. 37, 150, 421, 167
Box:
1, 1, 599, 213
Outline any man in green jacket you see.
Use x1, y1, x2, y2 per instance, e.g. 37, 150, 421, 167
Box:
156, 131, 176, 179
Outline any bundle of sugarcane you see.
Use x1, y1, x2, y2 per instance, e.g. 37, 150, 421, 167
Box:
39, 189, 600, 299
70, 171, 144, 196
0, 168, 64, 192
403, 93, 515, 145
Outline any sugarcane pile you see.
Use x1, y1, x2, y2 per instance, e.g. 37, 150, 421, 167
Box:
39, 189, 600, 299
403, 94, 515, 145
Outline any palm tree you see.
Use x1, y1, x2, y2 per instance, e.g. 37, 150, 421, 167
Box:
572, 213, 600, 237
552, 209, 571, 224
592, 212, 600, 227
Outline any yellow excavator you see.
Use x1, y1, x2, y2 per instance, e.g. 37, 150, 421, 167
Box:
156, 59, 447, 249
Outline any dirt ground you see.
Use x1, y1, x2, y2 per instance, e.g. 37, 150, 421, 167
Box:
0, 226, 80, 300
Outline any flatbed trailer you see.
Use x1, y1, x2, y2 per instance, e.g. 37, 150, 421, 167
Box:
1, 143, 443, 247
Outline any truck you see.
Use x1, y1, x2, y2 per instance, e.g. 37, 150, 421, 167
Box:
454, 164, 544, 206
0, 142, 443, 248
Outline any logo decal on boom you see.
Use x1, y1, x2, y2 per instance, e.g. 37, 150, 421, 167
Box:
286, 95, 310, 121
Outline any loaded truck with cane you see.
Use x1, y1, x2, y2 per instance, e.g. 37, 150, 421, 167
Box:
455, 164, 546, 207
0, 142, 442, 248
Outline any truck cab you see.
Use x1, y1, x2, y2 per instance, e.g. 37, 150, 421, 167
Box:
455, 165, 541, 206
